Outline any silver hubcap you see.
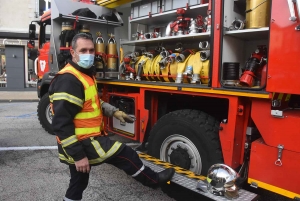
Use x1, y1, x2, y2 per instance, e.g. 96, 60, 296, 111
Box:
160, 134, 202, 174
45, 104, 53, 124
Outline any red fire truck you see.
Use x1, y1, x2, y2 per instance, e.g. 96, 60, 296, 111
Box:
28, 0, 300, 200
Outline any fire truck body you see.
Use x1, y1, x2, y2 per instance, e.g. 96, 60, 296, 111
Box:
29, 0, 300, 199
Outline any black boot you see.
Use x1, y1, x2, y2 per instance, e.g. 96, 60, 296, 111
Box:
157, 168, 175, 183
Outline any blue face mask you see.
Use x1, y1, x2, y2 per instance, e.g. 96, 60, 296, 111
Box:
75, 52, 95, 69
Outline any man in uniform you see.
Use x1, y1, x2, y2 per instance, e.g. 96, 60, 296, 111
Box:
49, 33, 175, 201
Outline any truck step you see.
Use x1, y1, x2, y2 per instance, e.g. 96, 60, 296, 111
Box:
138, 152, 258, 201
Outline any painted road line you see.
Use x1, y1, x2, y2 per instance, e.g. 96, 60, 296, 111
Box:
5, 112, 37, 118
0, 146, 58, 151
0, 143, 141, 151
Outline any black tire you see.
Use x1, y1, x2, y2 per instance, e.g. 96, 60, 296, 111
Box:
148, 109, 223, 201
148, 109, 223, 175
37, 92, 53, 135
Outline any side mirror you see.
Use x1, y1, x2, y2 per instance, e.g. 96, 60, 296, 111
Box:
29, 24, 36, 40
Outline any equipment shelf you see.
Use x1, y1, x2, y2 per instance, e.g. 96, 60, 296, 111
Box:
96, 79, 271, 99
224, 27, 269, 40
58, 14, 123, 27
120, 32, 210, 46
129, 3, 209, 26
119, 3, 211, 85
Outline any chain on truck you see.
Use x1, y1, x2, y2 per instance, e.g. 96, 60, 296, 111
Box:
27, 0, 300, 200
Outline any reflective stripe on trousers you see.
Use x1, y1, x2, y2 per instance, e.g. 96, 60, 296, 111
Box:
131, 165, 145, 177
64, 196, 81, 201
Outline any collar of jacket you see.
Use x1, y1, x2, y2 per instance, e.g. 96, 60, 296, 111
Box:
68, 60, 95, 78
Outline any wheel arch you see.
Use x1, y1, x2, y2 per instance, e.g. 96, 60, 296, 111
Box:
40, 83, 50, 98
143, 91, 230, 145
152, 91, 230, 123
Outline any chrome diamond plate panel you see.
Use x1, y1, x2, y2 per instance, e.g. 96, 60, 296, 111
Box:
140, 157, 258, 201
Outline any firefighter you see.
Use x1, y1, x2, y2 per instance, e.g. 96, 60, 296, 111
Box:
49, 33, 175, 201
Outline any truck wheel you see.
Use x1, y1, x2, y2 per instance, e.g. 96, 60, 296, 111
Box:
37, 92, 53, 135
148, 109, 223, 175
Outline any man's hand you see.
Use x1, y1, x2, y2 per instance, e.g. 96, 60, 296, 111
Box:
113, 111, 135, 123
75, 157, 90, 173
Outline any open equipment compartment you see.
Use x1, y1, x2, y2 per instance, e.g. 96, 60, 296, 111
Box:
108, 93, 139, 138
120, 2, 213, 86
220, 0, 271, 91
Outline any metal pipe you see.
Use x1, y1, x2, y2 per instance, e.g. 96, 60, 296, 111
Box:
160, 49, 169, 58
175, 73, 183, 83
159, 57, 168, 70
199, 41, 210, 50
136, 60, 145, 81
288, 0, 297, 21
176, 50, 192, 63
231, 19, 245, 30
296, 0, 300, 21
200, 50, 210, 61
35, 0, 39, 18
191, 74, 200, 84
45, 0, 49, 10
118, 62, 125, 79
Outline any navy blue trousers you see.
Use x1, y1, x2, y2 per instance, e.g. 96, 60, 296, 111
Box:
65, 146, 159, 200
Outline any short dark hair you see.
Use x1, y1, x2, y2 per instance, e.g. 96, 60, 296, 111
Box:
71, 33, 93, 50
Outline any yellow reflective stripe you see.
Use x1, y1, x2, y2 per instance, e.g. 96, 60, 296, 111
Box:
91, 139, 106, 157
84, 86, 98, 110
69, 67, 89, 89
90, 140, 122, 163
59, 145, 75, 164
59, 154, 67, 161
60, 135, 78, 148
85, 86, 97, 100
49, 94, 53, 102
91, 96, 98, 111
89, 158, 104, 164
49, 94, 53, 103
75, 109, 101, 119
94, 79, 98, 90
285, 94, 291, 101
59, 140, 122, 165
75, 127, 101, 135
59, 67, 70, 73
62, 147, 75, 162
248, 178, 300, 199
278, 93, 284, 100
50, 92, 83, 107
61, 66, 90, 89
102, 141, 122, 159
59, 154, 75, 164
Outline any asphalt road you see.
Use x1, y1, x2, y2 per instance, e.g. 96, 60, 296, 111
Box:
0, 102, 293, 201
0, 102, 175, 201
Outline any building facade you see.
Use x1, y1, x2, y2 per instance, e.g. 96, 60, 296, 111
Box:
0, 0, 50, 90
